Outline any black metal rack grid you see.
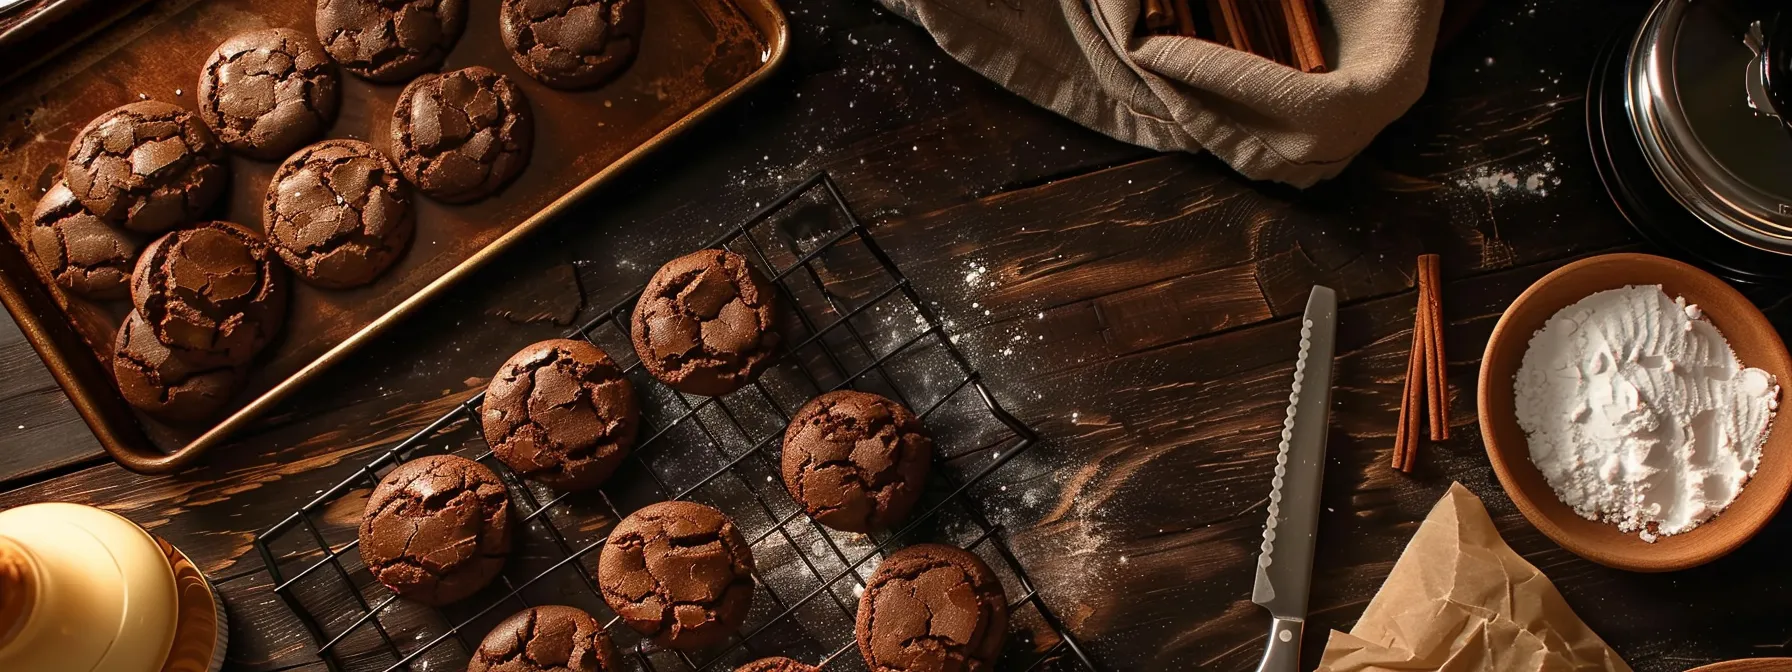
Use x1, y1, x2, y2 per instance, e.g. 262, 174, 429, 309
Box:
254, 173, 1097, 672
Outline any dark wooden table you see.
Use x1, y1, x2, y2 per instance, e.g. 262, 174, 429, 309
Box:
1, 0, 1785, 670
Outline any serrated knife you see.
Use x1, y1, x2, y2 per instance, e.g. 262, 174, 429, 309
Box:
1253, 285, 1337, 672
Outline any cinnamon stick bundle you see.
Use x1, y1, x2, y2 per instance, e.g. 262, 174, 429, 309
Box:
1394, 254, 1446, 473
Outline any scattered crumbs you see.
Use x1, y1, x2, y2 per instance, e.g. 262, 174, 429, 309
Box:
137, 93, 148, 100
174, 88, 183, 96
1119, 555, 1128, 564
603, 100, 613, 107
852, 584, 865, 598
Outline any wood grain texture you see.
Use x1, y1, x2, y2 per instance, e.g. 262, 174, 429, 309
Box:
0, 1, 1785, 671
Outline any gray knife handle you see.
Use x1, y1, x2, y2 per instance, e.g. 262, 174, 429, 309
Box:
1255, 616, 1304, 672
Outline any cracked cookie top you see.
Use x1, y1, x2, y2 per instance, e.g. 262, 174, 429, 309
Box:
199, 28, 341, 160
130, 220, 288, 367
358, 454, 512, 606
129, 221, 284, 369
469, 605, 621, 672
265, 139, 414, 288
481, 339, 639, 491
391, 66, 534, 203
315, 0, 466, 83
29, 182, 139, 300
64, 101, 227, 233
597, 500, 755, 650
734, 657, 820, 672
781, 390, 932, 534
499, 0, 643, 89
630, 249, 780, 397
856, 544, 1007, 672
112, 310, 243, 424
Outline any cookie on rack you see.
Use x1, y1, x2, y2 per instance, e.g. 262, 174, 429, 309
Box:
499, 0, 644, 89
315, 0, 466, 83
469, 605, 621, 672
857, 544, 1007, 672
481, 338, 639, 491
781, 390, 932, 533
597, 500, 755, 650
112, 310, 244, 424
391, 66, 534, 203
131, 220, 288, 367
735, 658, 820, 672
265, 139, 414, 288
358, 454, 512, 606
64, 101, 227, 233
198, 28, 341, 160
29, 182, 139, 300
630, 249, 780, 397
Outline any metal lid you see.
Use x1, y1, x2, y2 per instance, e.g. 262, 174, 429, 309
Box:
1627, 0, 1792, 254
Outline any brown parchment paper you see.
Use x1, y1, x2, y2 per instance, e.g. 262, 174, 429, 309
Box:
1316, 483, 1631, 672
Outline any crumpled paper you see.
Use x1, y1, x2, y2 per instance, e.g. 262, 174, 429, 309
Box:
1316, 483, 1631, 672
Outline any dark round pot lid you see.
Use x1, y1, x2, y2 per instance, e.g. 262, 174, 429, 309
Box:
1627, 0, 1792, 255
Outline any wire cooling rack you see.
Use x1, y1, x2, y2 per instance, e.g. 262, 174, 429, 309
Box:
254, 173, 1097, 672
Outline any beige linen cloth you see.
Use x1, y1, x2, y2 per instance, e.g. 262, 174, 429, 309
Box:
877, 0, 1446, 187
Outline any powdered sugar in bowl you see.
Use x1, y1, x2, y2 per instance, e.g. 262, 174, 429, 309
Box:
1479, 253, 1792, 572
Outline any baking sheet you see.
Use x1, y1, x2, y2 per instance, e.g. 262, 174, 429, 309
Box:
0, 0, 787, 472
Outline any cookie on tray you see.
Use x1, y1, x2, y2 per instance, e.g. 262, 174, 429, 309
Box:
781, 390, 932, 533
131, 220, 288, 367
29, 182, 139, 300
265, 139, 414, 288
857, 544, 1008, 672
481, 339, 639, 491
499, 0, 644, 89
198, 28, 341, 160
315, 0, 466, 83
112, 310, 244, 424
630, 249, 780, 397
597, 500, 755, 650
358, 454, 512, 606
64, 101, 227, 233
391, 66, 534, 203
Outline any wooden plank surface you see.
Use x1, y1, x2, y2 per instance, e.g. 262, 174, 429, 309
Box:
2, 0, 1785, 671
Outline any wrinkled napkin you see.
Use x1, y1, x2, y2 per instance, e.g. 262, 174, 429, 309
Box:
1317, 483, 1631, 672
876, 0, 1445, 187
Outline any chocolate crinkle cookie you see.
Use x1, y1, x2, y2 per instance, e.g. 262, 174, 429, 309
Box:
469, 605, 622, 672
734, 658, 820, 672
598, 501, 755, 650
199, 28, 341, 160
29, 182, 139, 300
857, 544, 1008, 672
482, 339, 639, 491
392, 66, 534, 203
265, 139, 414, 288
782, 390, 932, 533
499, 0, 643, 89
112, 310, 244, 423
64, 101, 227, 233
131, 221, 288, 367
358, 454, 512, 606
315, 0, 466, 83
630, 250, 780, 397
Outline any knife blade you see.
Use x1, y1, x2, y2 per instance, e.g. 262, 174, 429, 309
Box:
1252, 285, 1337, 672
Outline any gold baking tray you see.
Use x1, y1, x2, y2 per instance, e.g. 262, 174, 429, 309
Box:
0, 0, 787, 473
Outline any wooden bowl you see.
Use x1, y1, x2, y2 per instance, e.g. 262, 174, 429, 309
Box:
1478, 253, 1792, 572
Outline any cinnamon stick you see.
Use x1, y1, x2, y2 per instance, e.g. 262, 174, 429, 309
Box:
1418, 255, 1442, 442
1145, 0, 1175, 33
1171, 0, 1199, 37
1423, 255, 1449, 441
1393, 301, 1426, 471
1281, 0, 1327, 72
